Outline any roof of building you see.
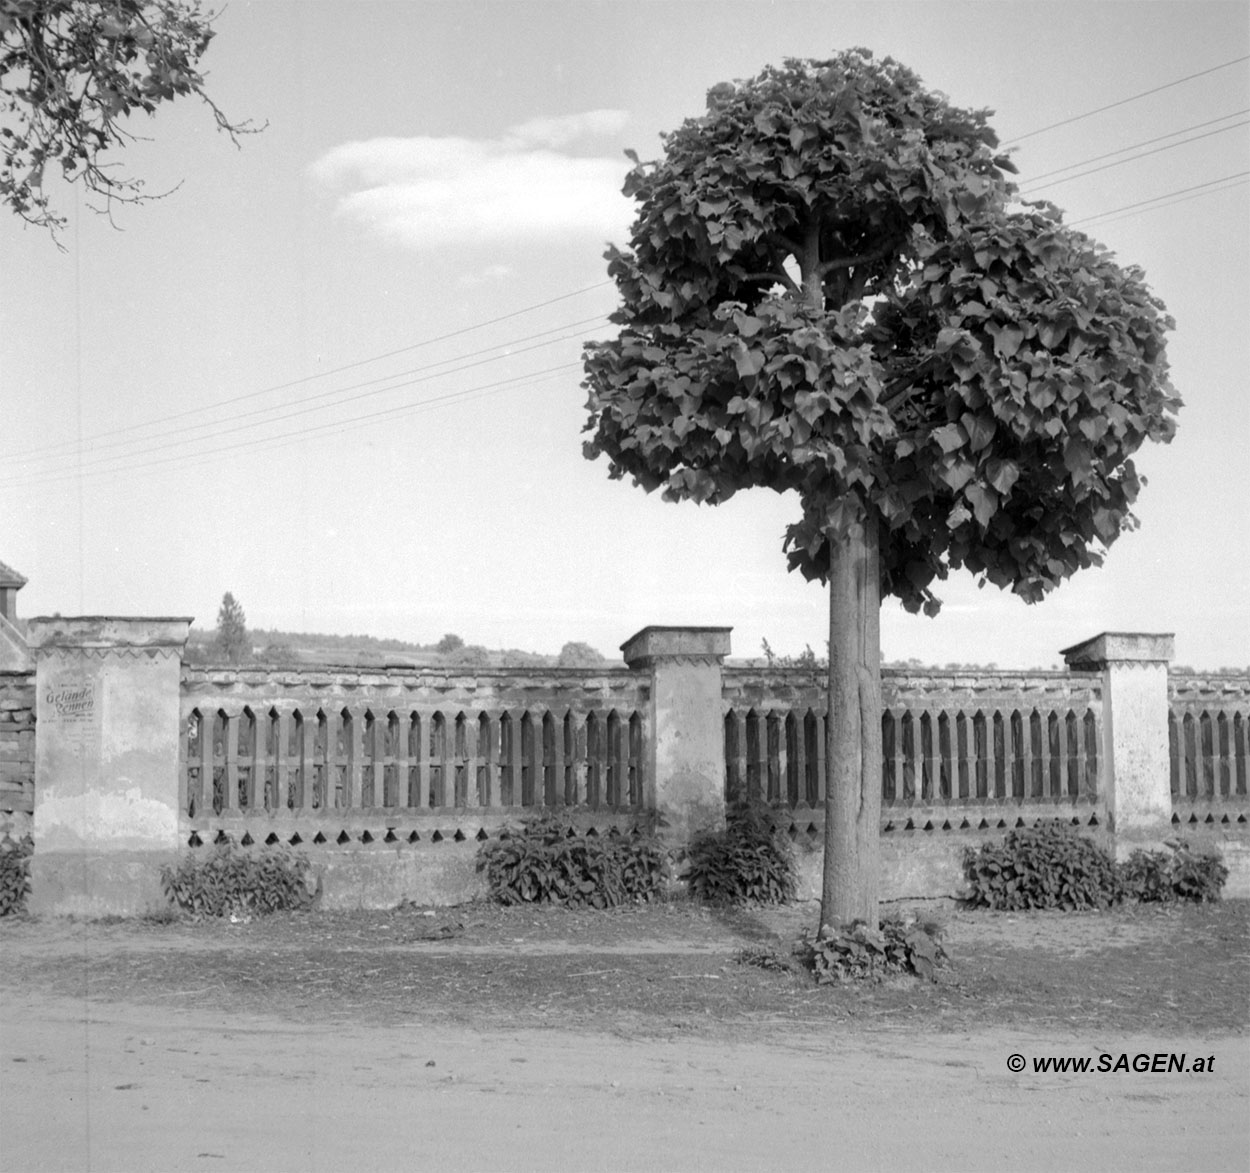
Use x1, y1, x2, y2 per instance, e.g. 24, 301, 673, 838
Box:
0, 560, 28, 589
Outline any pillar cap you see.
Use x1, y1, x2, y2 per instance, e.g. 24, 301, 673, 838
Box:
1060, 631, 1175, 669
27, 616, 194, 651
621, 626, 732, 668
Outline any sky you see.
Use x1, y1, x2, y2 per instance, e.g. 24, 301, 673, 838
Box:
1, 1, 1247, 670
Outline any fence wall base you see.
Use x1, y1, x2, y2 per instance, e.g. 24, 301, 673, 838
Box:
28, 851, 176, 918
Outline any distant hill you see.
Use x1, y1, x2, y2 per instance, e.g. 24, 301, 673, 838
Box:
184, 627, 607, 669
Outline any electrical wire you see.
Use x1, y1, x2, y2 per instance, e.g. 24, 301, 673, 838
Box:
4, 314, 609, 473
1068, 171, 1250, 227
0, 325, 604, 485
1078, 178, 1249, 230
1021, 109, 1250, 184
1019, 118, 1249, 193
1003, 55, 1249, 144
12, 363, 583, 489
9, 63, 1248, 490
0, 278, 613, 462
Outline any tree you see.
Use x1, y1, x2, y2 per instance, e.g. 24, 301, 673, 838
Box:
435, 633, 465, 655
556, 641, 607, 667
582, 50, 1179, 930
1, 0, 260, 237
214, 591, 248, 663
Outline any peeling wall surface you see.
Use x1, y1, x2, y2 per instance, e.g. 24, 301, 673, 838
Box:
622, 627, 732, 840
31, 618, 189, 854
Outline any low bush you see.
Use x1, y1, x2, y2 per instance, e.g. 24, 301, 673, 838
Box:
0, 835, 32, 916
798, 917, 946, 984
476, 815, 668, 908
160, 843, 313, 917
962, 821, 1124, 911
682, 799, 797, 905
1119, 840, 1228, 904
964, 823, 1230, 910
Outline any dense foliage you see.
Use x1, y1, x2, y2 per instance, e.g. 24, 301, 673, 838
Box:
476, 815, 669, 908
1119, 841, 1228, 904
962, 822, 1123, 910
963, 822, 1229, 910
797, 917, 946, 983
160, 842, 313, 917
1, 0, 257, 234
583, 49, 1178, 616
682, 799, 797, 905
0, 834, 32, 915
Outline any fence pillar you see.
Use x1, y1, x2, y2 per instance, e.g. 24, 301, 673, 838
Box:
622, 626, 731, 842
27, 616, 191, 915
1061, 631, 1175, 853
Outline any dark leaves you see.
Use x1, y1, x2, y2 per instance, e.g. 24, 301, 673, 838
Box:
584, 50, 1178, 617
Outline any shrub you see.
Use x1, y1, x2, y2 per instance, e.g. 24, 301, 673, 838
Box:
962, 821, 1125, 911
476, 814, 668, 908
682, 799, 797, 905
161, 843, 313, 917
0, 835, 32, 916
798, 917, 947, 984
1119, 840, 1228, 904
964, 822, 1232, 911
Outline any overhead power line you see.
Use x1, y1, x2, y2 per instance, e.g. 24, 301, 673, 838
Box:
1019, 110, 1250, 187
1065, 168, 1250, 226
9, 363, 583, 490
7, 314, 609, 472
3, 324, 604, 484
1079, 178, 1249, 230
0, 278, 612, 463
1004, 54, 1249, 144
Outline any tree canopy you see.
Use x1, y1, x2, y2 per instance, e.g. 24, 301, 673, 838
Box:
1, 0, 258, 236
583, 50, 1179, 615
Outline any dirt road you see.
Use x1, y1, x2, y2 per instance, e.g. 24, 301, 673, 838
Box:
3, 989, 1246, 1172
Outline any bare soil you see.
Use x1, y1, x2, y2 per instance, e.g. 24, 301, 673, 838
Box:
1, 899, 1247, 1171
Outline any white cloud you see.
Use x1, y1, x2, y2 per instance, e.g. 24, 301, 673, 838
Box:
310, 110, 635, 249
458, 264, 514, 288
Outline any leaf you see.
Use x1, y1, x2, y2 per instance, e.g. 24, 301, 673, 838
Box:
1063, 439, 1092, 479
985, 458, 1019, 495
733, 344, 766, 379
932, 423, 965, 454
734, 313, 764, 338
989, 322, 1025, 358
938, 459, 975, 492
945, 497, 975, 525
965, 483, 999, 528
960, 412, 995, 452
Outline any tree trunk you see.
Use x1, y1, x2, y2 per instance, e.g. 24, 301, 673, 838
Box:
819, 513, 883, 930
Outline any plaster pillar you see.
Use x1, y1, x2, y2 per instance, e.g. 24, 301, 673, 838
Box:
622, 626, 731, 843
28, 616, 191, 915
1061, 632, 1175, 854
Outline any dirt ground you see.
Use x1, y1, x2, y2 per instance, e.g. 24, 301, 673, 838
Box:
1, 899, 1248, 1172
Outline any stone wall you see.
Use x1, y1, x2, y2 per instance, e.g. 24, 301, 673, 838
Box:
0, 669, 34, 836
18, 619, 1250, 913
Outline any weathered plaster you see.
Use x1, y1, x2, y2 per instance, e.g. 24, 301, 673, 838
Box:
1063, 632, 1175, 845
28, 617, 190, 914
624, 627, 732, 841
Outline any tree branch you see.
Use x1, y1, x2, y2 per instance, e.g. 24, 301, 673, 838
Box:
816, 242, 896, 278
736, 268, 800, 294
